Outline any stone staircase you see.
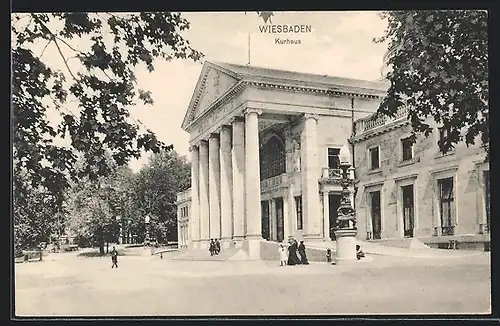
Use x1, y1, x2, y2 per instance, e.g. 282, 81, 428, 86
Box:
366, 238, 431, 250
171, 248, 248, 261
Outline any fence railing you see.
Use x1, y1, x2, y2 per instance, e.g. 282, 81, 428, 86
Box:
176, 188, 191, 202
354, 106, 409, 135
321, 168, 342, 179
260, 173, 288, 192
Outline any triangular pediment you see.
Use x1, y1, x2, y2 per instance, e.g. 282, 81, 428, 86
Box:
181, 62, 241, 130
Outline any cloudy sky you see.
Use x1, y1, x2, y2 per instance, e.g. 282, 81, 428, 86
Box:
16, 11, 390, 172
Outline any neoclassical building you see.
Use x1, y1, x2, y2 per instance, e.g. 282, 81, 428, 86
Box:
176, 61, 387, 258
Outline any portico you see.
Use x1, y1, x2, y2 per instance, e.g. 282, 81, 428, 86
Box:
180, 61, 387, 259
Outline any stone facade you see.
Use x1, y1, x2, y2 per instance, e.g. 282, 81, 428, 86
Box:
176, 61, 387, 258
176, 189, 191, 249
176, 62, 490, 253
351, 109, 490, 242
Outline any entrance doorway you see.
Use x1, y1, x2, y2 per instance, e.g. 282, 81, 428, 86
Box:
329, 194, 342, 240
275, 197, 284, 242
370, 191, 382, 240
261, 201, 270, 240
401, 184, 415, 238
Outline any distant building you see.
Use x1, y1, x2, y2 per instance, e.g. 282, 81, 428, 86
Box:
176, 189, 191, 249
351, 109, 490, 247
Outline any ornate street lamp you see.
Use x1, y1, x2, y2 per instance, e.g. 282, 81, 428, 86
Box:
333, 144, 358, 264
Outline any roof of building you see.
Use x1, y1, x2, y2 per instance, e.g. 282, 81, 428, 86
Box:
209, 61, 390, 93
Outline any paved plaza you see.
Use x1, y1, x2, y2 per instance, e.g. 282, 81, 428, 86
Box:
14, 248, 491, 316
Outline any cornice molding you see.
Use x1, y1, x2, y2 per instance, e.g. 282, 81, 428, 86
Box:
244, 80, 384, 100
185, 78, 385, 131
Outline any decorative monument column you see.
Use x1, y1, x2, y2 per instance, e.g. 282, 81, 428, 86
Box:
219, 125, 234, 248
199, 140, 210, 248
231, 117, 246, 247
244, 108, 263, 258
208, 134, 221, 240
189, 145, 200, 248
301, 113, 321, 240
333, 144, 358, 264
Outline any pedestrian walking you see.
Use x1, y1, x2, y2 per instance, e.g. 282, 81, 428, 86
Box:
209, 239, 215, 256
279, 244, 287, 266
287, 237, 300, 266
298, 241, 309, 265
111, 246, 118, 268
326, 248, 332, 263
214, 239, 221, 255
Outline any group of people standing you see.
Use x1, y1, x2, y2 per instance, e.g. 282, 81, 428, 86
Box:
209, 239, 221, 256
279, 238, 309, 266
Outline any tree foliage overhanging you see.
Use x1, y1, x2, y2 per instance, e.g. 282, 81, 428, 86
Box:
12, 12, 203, 205
375, 10, 488, 155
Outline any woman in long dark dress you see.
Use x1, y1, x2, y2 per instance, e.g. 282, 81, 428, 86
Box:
287, 238, 300, 266
298, 241, 309, 265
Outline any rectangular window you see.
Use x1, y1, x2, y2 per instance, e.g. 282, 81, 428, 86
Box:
295, 196, 303, 230
369, 146, 380, 170
438, 177, 455, 235
438, 126, 452, 154
327, 148, 340, 170
401, 184, 415, 238
370, 191, 382, 240
401, 137, 413, 162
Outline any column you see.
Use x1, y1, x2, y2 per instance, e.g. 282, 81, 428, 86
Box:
270, 199, 277, 241
231, 117, 246, 246
177, 212, 182, 249
245, 108, 263, 258
199, 140, 210, 247
323, 191, 330, 241
220, 125, 234, 248
301, 113, 321, 239
189, 145, 200, 248
208, 134, 221, 240
268, 199, 274, 240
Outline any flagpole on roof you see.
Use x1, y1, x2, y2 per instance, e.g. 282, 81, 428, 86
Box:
245, 11, 251, 66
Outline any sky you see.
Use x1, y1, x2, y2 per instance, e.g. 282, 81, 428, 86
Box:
13, 11, 390, 173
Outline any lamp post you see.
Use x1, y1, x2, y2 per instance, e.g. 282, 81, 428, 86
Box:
116, 215, 122, 245
144, 215, 150, 246
333, 144, 358, 264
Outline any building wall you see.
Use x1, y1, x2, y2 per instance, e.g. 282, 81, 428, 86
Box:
353, 120, 489, 241
176, 190, 192, 249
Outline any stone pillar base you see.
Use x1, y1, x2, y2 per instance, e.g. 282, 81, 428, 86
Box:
221, 238, 233, 249
246, 235, 263, 259
190, 241, 200, 249
334, 229, 358, 265
198, 240, 210, 249
233, 237, 245, 249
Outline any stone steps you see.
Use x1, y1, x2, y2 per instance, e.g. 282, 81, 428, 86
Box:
171, 248, 244, 261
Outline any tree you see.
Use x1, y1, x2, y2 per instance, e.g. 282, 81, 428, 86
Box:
375, 10, 488, 156
66, 157, 136, 254
130, 149, 191, 243
12, 12, 203, 211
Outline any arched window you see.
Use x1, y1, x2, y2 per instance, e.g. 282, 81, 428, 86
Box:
260, 136, 286, 181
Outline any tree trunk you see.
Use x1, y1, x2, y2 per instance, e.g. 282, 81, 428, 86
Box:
98, 235, 105, 255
